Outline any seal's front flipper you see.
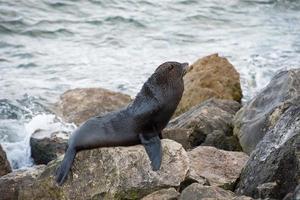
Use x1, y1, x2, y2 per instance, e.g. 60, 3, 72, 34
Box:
139, 133, 162, 171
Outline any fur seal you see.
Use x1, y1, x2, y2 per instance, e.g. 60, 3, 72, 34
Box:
55, 61, 190, 185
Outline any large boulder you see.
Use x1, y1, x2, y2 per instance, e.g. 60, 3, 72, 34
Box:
30, 130, 69, 165
0, 144, 11, 176
235, 105, 300, 199
56, 88, 132, 125
163, 98, 242, 151
19, 139, 189, 200
179, 183, 253, 200
0, 165, 46, 200
141, 188, 179, 200
188, 146, 249, 190
175, 53, 242, 116
234, 69, 300, 154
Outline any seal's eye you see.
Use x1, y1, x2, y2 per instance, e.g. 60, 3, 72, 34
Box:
168, 65, 174, 71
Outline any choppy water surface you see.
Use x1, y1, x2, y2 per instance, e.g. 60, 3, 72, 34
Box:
0, 0, 300, 169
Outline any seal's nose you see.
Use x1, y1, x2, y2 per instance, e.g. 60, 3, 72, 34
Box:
181, 62, 190, 75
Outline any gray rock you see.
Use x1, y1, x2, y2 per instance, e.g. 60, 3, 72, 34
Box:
141, 188, 179, 200
179, 183, 253, 200
163, 98, 242, 151
162, 128, 194, 150
30, 130, 69, 165
256, 182, 278, 199
188, 146, 249, 190
0, 144, 11, 177
0, 165, 46, 200
234, 69, 300, 154
20, 139, 189, 200
235, 105, 300, 199
56, 87, 132, 125
283, 185, 300, 200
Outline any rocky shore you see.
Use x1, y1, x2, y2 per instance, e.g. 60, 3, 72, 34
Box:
0, 54, 299, 199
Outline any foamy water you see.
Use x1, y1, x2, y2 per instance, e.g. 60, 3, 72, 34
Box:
1, 0, 300, 169
1, 111, 75, 169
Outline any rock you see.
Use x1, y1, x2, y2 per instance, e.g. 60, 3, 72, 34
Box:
0, 144, 11, 177
0, 165, 46, 200
256, 182, 278, 199
141, 188, 179, 200
30, 130, 69, 165
20, 139, 189, 200
179, 183, 253, 200
56, 88, 132, 125
163, 98, 242, 151
188, 146, 249, 190
162, 128, 194, 150
283, 185, 300, 200
175, 53, 242, 116
27, 114, 75, 165
235, 105, 300, 199
233, 196, 254, 200
234, 69, 300, 154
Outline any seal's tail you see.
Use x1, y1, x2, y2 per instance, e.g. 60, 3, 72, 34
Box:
55, 147, 76, 186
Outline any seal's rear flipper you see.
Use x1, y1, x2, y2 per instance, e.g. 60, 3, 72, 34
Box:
139, 133, 162, 171
55, 148, 76, 186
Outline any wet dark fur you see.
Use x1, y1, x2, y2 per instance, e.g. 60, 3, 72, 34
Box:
55, 62, 188, 185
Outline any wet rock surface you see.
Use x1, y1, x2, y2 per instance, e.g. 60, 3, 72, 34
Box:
175, 53, 242, 116
235, 105, 300, 199
234, 69, 300, 154
56, 87, 132, 125
0, 144, 11, 177
188, 146, 249, 190
30, 130, 70, 165
164, 98, 242, 151
20, 139, 189, 200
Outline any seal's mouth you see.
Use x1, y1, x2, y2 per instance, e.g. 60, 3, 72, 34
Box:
181, 62, 190, 76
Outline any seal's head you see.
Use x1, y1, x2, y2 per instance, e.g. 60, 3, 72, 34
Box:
152, 61, 190, 92
155, 61, 189, 79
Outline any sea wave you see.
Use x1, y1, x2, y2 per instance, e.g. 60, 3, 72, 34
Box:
0, 24, 13, 33
104, 16, 147, 28
21, 28, 74, 37
17, 62, 38, 68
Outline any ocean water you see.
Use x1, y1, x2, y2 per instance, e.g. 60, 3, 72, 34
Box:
0, 0, 300, 169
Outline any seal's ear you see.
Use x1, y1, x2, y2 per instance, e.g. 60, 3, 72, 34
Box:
168, 65, 174, 71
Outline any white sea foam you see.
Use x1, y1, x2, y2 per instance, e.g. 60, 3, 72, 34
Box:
1, 120, 33, 169
25, 114, 75, 138
1, 114, 76, 169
